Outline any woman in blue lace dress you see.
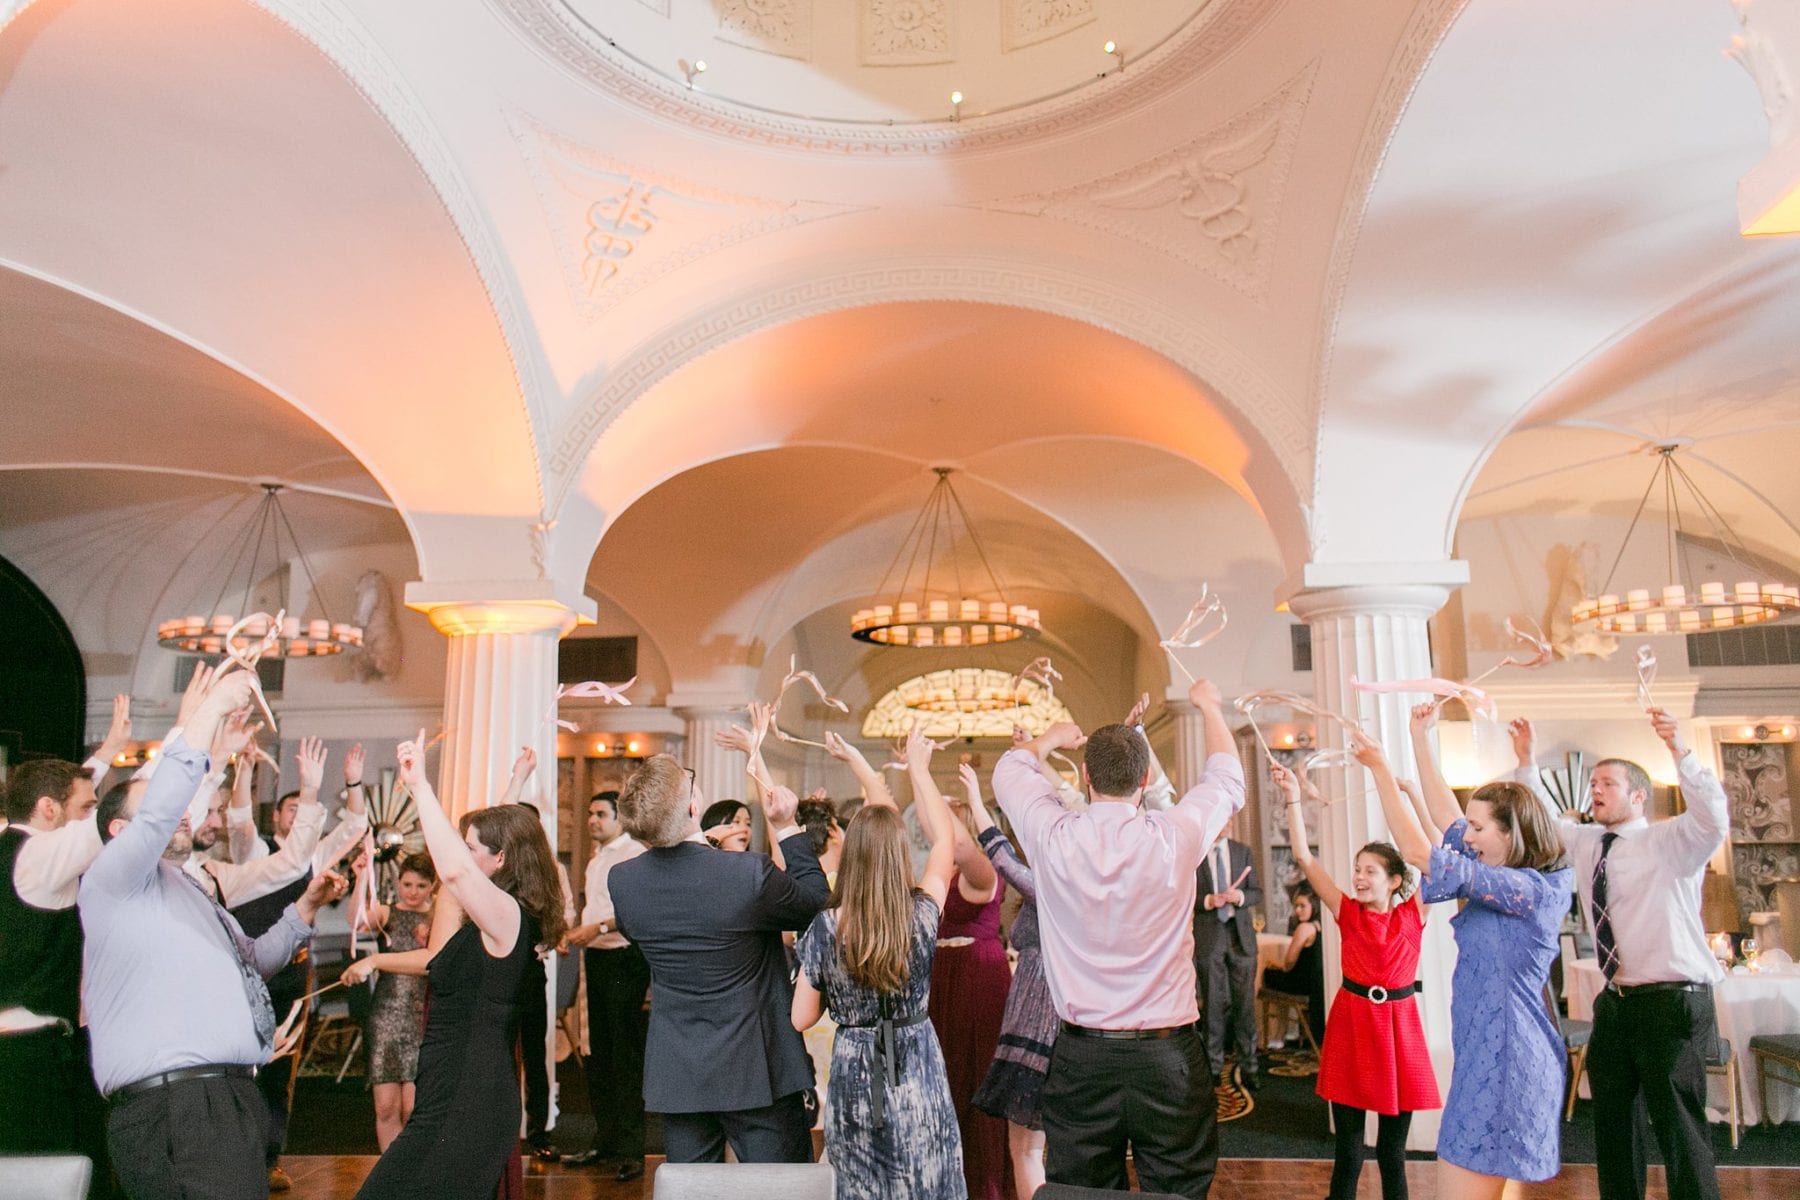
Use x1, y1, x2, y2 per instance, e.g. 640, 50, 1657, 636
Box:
1352, 711, 1573, 1200
793, 729, 967, 1200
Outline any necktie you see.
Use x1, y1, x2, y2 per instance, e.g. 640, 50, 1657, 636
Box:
183, 869, 277, 1053
1591, 832, 1620, 982
1215, 844, 1234, 923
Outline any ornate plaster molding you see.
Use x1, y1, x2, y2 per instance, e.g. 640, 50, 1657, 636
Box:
1003, 0, 1095, 54
485, 0, 1283, 157
508, 109, 862, 320
861, 0, 953, 67
717, 0, 811, 60
542, 255, 1310, 518
973, 64, 1314, 304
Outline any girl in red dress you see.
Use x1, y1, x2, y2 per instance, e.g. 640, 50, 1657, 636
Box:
1275, 763, 1440, 1200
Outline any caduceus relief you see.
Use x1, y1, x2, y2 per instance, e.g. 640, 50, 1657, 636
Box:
1090, 117, 1282, 261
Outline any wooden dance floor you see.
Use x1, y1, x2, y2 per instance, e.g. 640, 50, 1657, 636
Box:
280, 1155, 1794, 1199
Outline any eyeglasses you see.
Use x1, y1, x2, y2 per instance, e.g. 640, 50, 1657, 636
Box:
681, 766, 696, 801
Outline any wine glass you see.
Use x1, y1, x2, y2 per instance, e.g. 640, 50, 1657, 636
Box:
1743, 937, 1760, 972
1252, 912, 1266, 935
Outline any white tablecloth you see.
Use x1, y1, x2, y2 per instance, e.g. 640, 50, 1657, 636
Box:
1566, 958, 1800, 1125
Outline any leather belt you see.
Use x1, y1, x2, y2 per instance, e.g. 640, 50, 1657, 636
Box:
111, 1063, 256, 1102
1342, 978, 1420, 1004
1603, 980, 1709, 998
1060, 1021, 1197, 1040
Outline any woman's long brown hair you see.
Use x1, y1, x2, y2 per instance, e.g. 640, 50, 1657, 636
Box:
832, 805, 916, 995
460, 805, 568, 949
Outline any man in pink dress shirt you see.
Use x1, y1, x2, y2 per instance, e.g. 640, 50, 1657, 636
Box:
993, 678, 1244, 1199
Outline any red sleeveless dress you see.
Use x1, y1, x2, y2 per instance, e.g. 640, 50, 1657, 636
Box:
1315, 898, 1440, 1116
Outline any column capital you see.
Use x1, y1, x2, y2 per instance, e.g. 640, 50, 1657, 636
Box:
404, 580, 596, 637
1278, 560, 1467, 618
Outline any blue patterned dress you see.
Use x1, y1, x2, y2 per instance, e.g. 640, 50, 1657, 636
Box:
798, 893, 966, 1200
1420, 820, 1573, 1182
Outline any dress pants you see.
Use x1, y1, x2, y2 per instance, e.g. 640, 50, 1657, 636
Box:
1041, 1026, 1218, 1200
660, 1092, 814, 1164
0, 1024, 116, 1198
583, 944, 650, 1158
1198, 938, 1259, 1077
107, 1074, 268, 1200
1588, 986, 1721, 1200
521, 957, 550, 1143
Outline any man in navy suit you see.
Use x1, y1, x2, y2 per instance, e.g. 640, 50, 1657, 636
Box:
609, 755, 829, 1165
1194, 821, 1261, 1088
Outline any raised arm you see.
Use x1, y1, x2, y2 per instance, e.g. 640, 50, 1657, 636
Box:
1349, 729, 1434, 874
1169, 679, 1246, 851
1650, 706, 1728, 872
994, 722, 1088, 859
751, 783, 832, 929
314, 742, 371, 871
907, 730, 959, 910
343, 893, 463, 983
1395, 778, 1442, 849
1407, 702, 1466, 834
495, 746, 536, 809
908, 741, 995, 903
1275, 762, 1343, 917
224, 747, 265, 865
823, 731, 894, 809
397, 732, 521, 958
84, 692, 133, 797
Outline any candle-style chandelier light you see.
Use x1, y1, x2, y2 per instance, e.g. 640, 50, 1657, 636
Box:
850, 467, 1042, 649
1572, 441, 1800, 635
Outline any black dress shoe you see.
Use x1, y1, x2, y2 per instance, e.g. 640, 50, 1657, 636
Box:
1241, 1068, 1263, 1093
561, 1149, 607, 1167
615, 1160, 645, 1182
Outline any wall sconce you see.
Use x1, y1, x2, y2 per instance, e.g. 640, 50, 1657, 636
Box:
949, 90, 963, 121
1102, 40, 1125, 73
679, 58, 706, 88
1739, 723, 1797, 742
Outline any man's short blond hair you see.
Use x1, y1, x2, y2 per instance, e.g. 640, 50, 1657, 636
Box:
619, 754, 693, 847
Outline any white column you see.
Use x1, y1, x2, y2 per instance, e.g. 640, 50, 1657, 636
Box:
406, 584, 593, 1134
1288, 579, 1460, 1149
1165, 696, 1209, 793
674, 701, 750, 806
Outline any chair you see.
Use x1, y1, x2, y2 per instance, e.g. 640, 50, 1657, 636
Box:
1257, 989, 1319, 1056
1559, 1014, 1592, 1121
652, 1162, 835, 1200
1749, 1033, 1800, 1127
1706, 1035, 1743, 1150
0, 1154, 92, 1200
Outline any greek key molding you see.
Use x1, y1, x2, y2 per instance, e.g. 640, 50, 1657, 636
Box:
543, 257, 1311, 519
486, 0, 1282, 157
861, 0, 953, 67
1002, 0, 1095, 54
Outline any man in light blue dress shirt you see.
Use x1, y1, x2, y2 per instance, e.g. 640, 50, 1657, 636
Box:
80, 670, 345, 1200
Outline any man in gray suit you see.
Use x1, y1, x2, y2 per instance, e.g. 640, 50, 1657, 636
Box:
1195, 819, 1261, 1088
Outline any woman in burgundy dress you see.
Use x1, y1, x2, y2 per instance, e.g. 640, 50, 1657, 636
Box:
920, 762, 1010, 1200
1277, 762, 1440, 1200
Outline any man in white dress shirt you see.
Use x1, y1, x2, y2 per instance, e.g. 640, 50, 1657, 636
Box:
1514, 709, 1725, 1200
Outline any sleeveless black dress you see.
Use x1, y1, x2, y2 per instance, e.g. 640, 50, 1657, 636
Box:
356, 900, 538, 1198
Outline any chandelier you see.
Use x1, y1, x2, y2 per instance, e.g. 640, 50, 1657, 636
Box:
157, 483, 363, 658
850, 468, 1041, 649
1572, 442, 1800, 635
899, 667, 1036, 713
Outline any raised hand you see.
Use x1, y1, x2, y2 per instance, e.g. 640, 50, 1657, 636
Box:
1649, 706, 1686, 756
344, 742, 366, 786
186, 670, 257, 751
957, 761, 981, 802
1410, 702, 1438, 734
904, 727, 934, 773
822, 731, 866, 766
297, 868, 348, 924
763, 783, 799, 830
806, 786, 829, 803
1508, 717, 1537, 766
1039, 722, 1088, 754
176, 662, 217, 730
1270, 761, 1301, 803
1186, 677, 1223, 711
98, 694, 133, 764
210, 708, 262, 765
715, 724, 755, 754
297, 737, 328, 792
1011, 725, 1030, 748
1124, 691, 1151, 728
747, 701, 775, 741
510, 746, 537, 782
1348, 727, 1387, 770
396, 730, 428, 791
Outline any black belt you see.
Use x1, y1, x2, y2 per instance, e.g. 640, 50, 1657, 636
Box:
840, 1005, 930, 1129
1602, 980, 1709, 998
1060, 1021, 1197, 1040
111, 1063, 256, 1102
1342, 978, 1421, 1004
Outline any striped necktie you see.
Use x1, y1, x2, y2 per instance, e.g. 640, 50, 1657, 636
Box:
1591, 832, 1621, 981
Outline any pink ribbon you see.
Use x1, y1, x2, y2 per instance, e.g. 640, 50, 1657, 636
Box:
545, 678, 636, 732
1160, 587, 1229, 684
769, 656, 850, 749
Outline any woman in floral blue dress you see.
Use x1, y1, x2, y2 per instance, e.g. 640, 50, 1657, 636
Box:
1351, 710, 1572, 1200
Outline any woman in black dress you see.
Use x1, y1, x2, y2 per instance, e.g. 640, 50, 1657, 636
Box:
355, 734, 568, 1199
